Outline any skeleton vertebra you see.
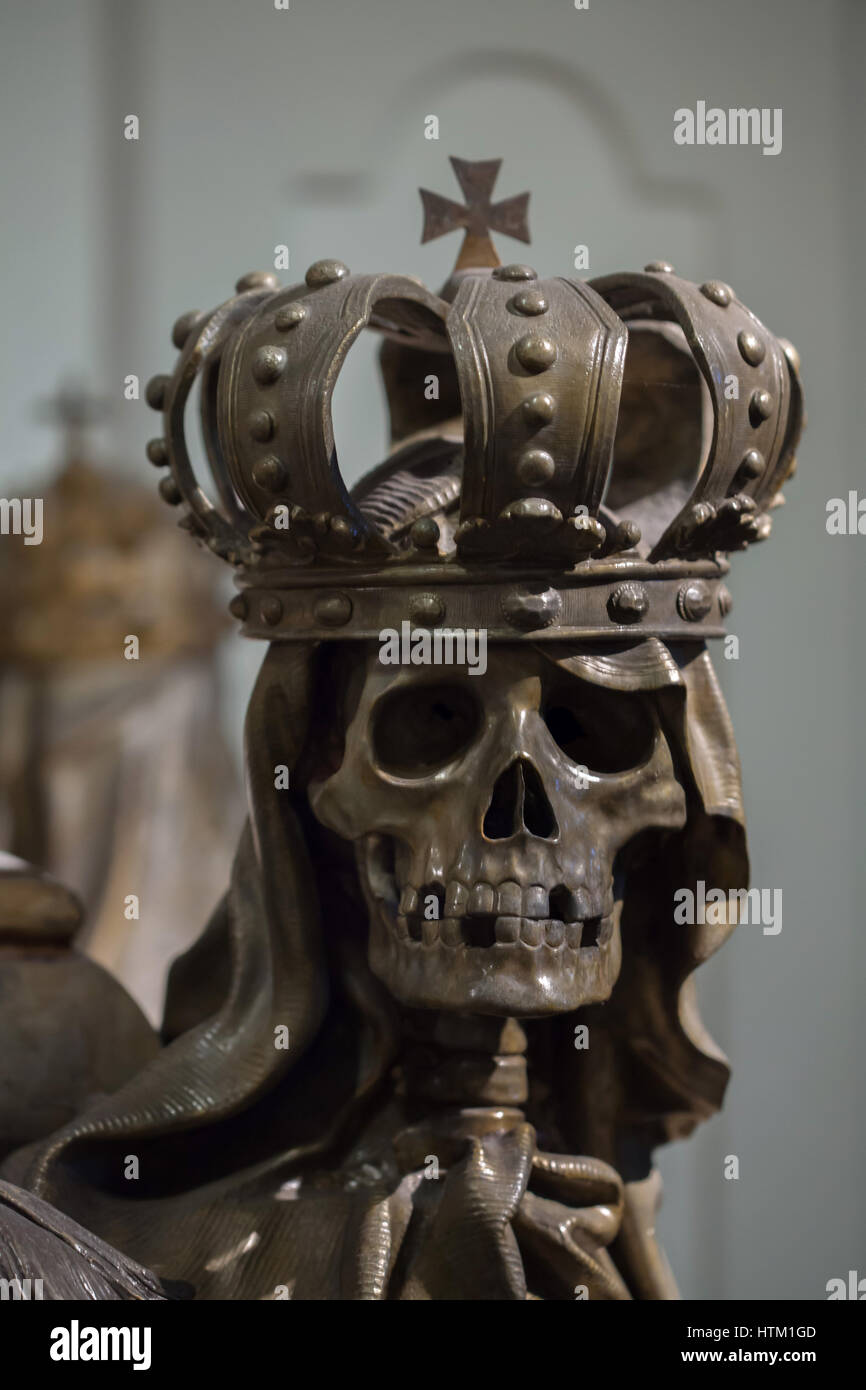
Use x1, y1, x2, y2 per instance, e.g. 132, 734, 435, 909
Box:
309, 644, 687, 1016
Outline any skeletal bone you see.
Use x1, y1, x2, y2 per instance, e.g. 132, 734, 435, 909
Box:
309, 645, 687, 1016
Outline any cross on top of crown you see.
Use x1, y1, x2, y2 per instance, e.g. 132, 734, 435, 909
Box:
419, 156, 531, 270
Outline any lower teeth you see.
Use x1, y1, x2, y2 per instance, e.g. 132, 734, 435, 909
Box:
400, 914, 604, 948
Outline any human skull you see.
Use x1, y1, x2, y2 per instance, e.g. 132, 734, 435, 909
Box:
309, 645, 687, 1017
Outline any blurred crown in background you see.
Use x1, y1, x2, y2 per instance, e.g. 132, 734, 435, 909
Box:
0, 385, 241, 1022
0, 386, 227, 667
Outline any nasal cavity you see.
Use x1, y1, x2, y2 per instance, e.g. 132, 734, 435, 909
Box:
521, 759, 558, 838
483, 758, 558, 840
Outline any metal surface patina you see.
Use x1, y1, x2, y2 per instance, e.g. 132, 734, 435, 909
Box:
0, 159, 803, 1300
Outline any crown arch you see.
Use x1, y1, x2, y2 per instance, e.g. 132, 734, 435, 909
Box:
215, 268, 449, 555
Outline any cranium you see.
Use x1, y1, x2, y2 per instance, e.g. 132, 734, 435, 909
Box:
309, 644, 687, 1017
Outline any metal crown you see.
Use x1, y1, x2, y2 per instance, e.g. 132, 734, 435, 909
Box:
144, 158, 802, 643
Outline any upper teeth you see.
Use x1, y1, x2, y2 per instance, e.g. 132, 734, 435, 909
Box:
397, 880, 603, 921
444, 881, 469, 915
399, 886, 418, 914
468, 883, 495, 914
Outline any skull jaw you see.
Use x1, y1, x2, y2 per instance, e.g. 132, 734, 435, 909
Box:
359, 839, 623, 1016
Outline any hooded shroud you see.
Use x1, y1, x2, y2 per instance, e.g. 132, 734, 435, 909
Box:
2, 632, 746, 1299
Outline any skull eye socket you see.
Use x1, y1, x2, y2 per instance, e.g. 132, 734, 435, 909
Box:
542, 683, 654, 773
372, 682, 481, 775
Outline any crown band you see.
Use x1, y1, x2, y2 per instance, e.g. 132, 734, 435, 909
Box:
229, 559, 729, 642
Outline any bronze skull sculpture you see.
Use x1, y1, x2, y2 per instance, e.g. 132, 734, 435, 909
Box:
0, 159, 802, 1301
310, 647, 686, 1016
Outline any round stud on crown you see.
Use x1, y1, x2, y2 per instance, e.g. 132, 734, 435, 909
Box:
677, 579, 713, 622
608, 582, 649, 623
248, 409, 275, 443
516, 448, 556, 487
689, 501, 716, 528
603, 518, 642, 554
509, 290, 548, 316
739, 448, 765, 480
146, 374, 170, 410
700, 280, 734, 307
749, 388, 774, 425
645, 261, 675, 274
252, 346, 288, 385
313, 593, 353, 627
501, 497, 561, 521
738, 330, 766, 366
408, 592, 446, 625
158, 475, 182, 506
235, 271, 280, 294
522, 392, 555, 426
171, 311, 202, 350
260, 596, 284, 626
515, 334, 557, 373
492, 264, 537, 281
502, 586, 562, 631
252, 456, 288, 493
305, 259, 350, 287
146, 438, 168, 466
275, 304, 307, 331
409, 517, 440, 550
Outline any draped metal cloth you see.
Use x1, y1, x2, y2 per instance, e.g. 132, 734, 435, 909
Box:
1, 638, 746, 1300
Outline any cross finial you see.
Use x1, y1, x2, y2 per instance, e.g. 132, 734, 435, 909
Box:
37, 382, 108, 465
419, 156, 531, 271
